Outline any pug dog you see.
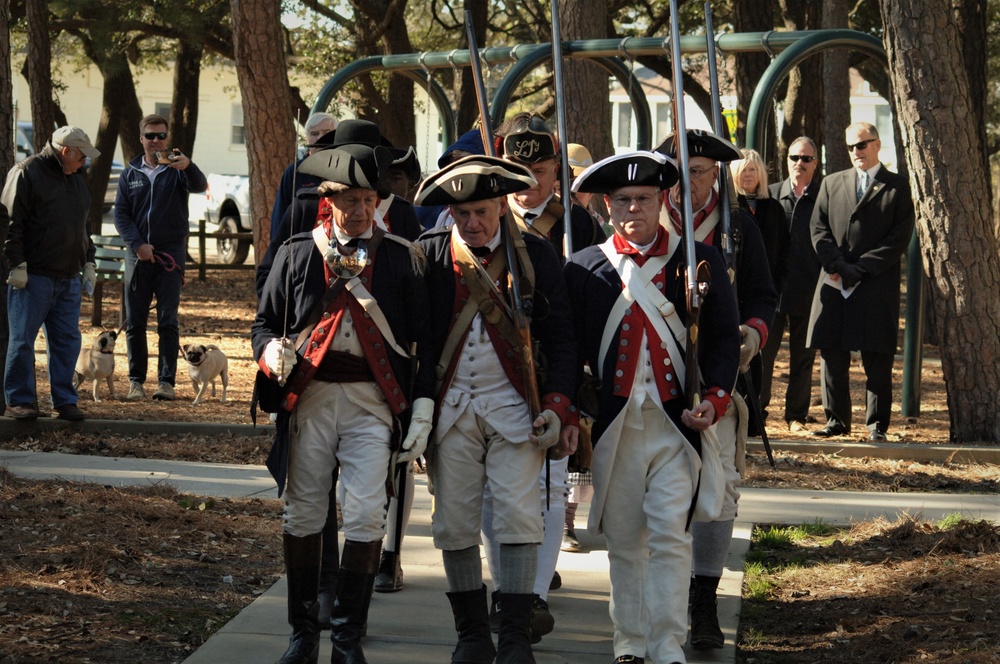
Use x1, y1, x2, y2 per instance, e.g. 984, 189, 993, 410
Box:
182, 343, 229, 405
74, 330, 118, 402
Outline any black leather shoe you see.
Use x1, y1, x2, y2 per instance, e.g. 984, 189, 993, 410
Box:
868, 430, 887, 442
812, 423, 848, 437
613, 656, 644, 663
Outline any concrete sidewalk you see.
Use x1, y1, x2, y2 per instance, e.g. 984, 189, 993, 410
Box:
3, 448, 998, 664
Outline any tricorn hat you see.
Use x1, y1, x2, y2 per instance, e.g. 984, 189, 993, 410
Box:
299, 142, 392, 192
414, 155, 538, 206
307, 118, 386, 149
389, 145, 421, 183
654, 129, 742, 163
496, 115, 557, 165
567, 143, 594, 178
571, 151, 679, 194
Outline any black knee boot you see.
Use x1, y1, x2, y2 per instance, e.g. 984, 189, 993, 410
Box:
690, 575, 724, 649
495, 593, 536, 664
329, 539, 381, 664
317, 510, 341, 628
275, 533, 322, 664
446, 585, 497, 664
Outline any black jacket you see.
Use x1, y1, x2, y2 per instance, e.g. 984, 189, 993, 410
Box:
2, 147, 95, 277
769, 178, 822, 317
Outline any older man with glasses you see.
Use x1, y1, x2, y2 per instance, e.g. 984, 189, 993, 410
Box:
762, 136, 824, 432
565, 150, 740, 664
656, 129, 777, 652
807, 122, 914, 442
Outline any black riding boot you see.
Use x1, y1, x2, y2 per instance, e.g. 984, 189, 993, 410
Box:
317, 479, 341, 628
329, 539, 381, 664
690, 575, 724, 649
495, 593, 536, 664
275, 532, 322, 664
446, 585, 497, 664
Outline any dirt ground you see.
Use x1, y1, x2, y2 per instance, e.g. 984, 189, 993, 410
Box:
1, 269, 997, 663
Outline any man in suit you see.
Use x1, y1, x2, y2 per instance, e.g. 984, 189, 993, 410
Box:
808, 122, 915, 441
764, 136, 822, 432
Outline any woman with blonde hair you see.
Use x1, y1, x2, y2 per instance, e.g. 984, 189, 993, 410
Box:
730, 149, 788, 301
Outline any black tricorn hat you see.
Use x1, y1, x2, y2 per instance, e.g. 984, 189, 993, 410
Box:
389, 145, 421, 183
299, 143, 392, 191
571, 151, 679, 194
654, 129, 742, 163
307, 118, 386, 149
414, 155, 538, 206
497, 115, 557, 164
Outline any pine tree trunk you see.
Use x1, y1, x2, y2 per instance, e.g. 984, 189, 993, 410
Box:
879, 0, 1000, 442
821, 0, 851, 175
230, 0, 296, 261
170, 41, 203, 159
559, 0, 612, 160
26, 0, 58, 153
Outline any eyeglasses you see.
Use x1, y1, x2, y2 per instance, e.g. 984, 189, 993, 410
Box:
144, 132, 168, 141
788, 155, 815, 163
689, 166, 715, 179
610, 193, 659, 209
847, 139, 876, 151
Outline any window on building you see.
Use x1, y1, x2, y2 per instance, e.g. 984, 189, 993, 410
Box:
231, 104, 246, 145
617, 103, 632, 148
154, 103, 172, 120
655, 103, 672, 146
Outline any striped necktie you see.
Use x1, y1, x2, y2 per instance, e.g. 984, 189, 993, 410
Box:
857, 172, 868, 202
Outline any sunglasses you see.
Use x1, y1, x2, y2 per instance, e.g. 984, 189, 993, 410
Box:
847, 139, 876, 151
144, 132, 168, 141
788, 155, 815, 163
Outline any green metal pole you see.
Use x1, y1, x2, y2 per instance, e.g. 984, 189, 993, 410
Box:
901, 229, 925, 417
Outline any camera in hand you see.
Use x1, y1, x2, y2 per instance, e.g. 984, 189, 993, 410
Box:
155, 149, 179, 165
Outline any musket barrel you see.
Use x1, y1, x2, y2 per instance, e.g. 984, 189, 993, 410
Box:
550, 0, 574, 258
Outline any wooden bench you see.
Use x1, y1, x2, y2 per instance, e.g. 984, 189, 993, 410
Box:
90, 235, 128, 327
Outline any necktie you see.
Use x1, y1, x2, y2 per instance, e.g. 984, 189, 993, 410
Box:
523, 212, 537, 224
857, 173, 867, 202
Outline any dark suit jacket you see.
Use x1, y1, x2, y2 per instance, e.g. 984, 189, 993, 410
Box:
769, 178, 821, 316
807, 165, 915, 354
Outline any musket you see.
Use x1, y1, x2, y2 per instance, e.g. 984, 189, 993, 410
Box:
704, 3, 774, 468
667, 0, 708, 411
464, 11, 544, 434
550, 0, 574, 259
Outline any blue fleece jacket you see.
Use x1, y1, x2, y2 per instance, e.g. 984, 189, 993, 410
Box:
114, 154, 208, 255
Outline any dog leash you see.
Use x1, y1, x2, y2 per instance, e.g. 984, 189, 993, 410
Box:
130, 250, 186, 292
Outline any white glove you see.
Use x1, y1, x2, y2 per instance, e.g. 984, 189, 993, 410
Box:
82, 262, 97, 295
739, 325, 761, 373
397, 397, 434, 464
7, 262, 27, 289
530, 409, 561, 450
263, 338, 297, 377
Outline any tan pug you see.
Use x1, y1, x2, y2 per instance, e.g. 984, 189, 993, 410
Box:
182, 344, 229, 405
73, 330, 118, 402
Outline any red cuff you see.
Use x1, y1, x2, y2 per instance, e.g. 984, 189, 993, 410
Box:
743, 317, 769, 349
258, 356, 278, 380
542, 392, 578, 427
701, 387, 731, 425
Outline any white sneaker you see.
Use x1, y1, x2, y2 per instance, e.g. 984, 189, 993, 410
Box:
152, 383, 175, 401
126, 382, 145, 401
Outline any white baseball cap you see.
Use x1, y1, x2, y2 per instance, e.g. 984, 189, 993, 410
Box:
51, 126, 101, 159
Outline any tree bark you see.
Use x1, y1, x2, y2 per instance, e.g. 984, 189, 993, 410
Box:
558, 0, 612, 161
952, 0, 990, 187
230, 0, 296, 262
0, 0, 12, 178
879, 0, 1000, 442
26, 0, 59, 152
822, 0, 851, 175
169, 40, 203, 159
732, 0, 773, 147
776, 0, 824, 179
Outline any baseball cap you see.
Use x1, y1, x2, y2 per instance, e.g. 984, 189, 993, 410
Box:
52, 126, 101, 159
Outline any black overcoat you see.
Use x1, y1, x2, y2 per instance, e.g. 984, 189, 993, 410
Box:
807, 165, 914, 354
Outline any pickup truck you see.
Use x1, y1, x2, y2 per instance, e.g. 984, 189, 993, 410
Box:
204, 173, 252, 264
